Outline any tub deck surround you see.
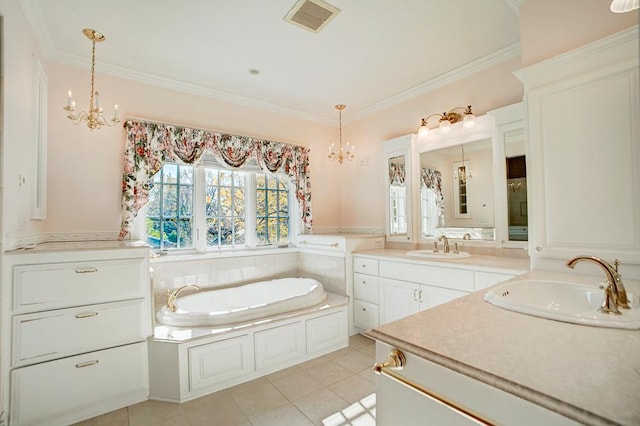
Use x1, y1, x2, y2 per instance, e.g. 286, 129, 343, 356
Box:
153, 292, 346, 342
366, 271, 640, 426
147, 293, 349, 402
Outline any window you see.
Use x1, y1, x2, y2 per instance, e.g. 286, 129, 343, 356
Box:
389, 184, 407, 234
145, 162, 292, 252
421, 187, 438, 238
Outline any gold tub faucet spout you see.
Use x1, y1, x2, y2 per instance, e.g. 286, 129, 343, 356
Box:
166, 284, 200, 312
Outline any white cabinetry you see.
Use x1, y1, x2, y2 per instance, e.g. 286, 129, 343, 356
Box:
374, 342, 579, 426
515, 27, 640, 268
353, 252, 524, 328
3, 243, 151, 426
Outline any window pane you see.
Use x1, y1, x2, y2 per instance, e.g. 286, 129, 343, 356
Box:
162, 218, 177, 248
267, 176, 277, 189
179, 186, 193, 216
234, 217, 246, 245
219, 217, 233, 245
178, 219, 193, 248
163, 185, 177, 217
278, 192, 289, 216
146, 218, 160, 248
219, 187, 232, 217
256, 217, 267, 244
233, 172, 245, 187
256, 189, 267, 217
147, 186, 160, 217
234, 188, 245, 217
180, 167, 193, 185
163, 164, 178, 183
206, 169, 218, 186
256, 174, 266, 189
220, 170, 232, 186
206, 218, 218, 247
206, 186, 218, 217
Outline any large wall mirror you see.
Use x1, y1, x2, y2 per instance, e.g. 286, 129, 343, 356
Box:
415, 114, 497, 242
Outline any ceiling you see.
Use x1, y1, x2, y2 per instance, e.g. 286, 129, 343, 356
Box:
20, 0, 521, 124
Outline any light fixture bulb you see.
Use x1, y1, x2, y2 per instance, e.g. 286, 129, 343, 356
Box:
439, 119, 452, 133
462, 113, 476, 129
610, 0, 639, 12
418, 119, 429, 138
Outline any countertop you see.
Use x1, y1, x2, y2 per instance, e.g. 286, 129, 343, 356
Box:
6, 239, 150, 254
353, 248, 529, 273
366, 270, 640, 426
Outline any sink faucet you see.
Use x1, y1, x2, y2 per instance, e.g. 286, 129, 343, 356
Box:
166, 284, 200, 312
566, 256, 629, 314
463, 233, 471, 241
438, 235, 450, 253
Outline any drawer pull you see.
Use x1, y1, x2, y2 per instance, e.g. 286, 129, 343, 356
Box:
374, 349, 495, 425
75, 360, 99, 368
75, 312, 99, 319
75, 267, 98, 274
413, 289, 418, 302
419, 290, 424, 303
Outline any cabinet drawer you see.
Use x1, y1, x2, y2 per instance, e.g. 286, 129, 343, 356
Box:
10, 342, 148, 426
379, 261, 474, 292
306, 310, 348, 355
474, 271, 516, 291
13, 299, 148, 366
13, 258, 147, 312
353, 273, 380, 303
189, 335, 253, 392
353, 257, 379, 275
254, 321, 305, 371
354, 299, 379, 330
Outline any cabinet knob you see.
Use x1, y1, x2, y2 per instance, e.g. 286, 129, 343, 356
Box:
362, 281, 366, 285
536, 245, 542, 252
362, 307, 367, 311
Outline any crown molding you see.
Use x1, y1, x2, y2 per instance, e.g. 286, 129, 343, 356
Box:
346, 42, 521, 124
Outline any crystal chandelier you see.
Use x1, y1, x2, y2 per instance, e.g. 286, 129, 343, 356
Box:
328, 104, 355, 164
63, 29, 120, 130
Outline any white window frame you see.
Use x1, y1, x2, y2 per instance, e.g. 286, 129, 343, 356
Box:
133, 161, 300, 254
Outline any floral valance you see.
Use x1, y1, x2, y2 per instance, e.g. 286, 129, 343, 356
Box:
388, 162, 406, 186
119, 119, 312, 239
420, 168, 445, 227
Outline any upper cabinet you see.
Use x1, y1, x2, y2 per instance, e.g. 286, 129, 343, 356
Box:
515, 27, 639, 266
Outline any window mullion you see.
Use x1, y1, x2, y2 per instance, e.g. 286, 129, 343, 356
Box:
194, 167, 206, 252
246, 173, 257, 249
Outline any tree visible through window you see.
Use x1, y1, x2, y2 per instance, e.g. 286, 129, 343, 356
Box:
256, 173, 289, 245
146, 164, 194, 250
145, 163, 291, 251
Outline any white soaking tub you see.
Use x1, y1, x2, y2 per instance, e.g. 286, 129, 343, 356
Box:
156, 277, 327, 327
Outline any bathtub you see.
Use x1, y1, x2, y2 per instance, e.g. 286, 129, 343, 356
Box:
156, 277, 327, 327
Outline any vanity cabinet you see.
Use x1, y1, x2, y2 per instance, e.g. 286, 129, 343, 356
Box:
353, 252, 524, 329
515, 28, 639, 267
3, 242, 151, 426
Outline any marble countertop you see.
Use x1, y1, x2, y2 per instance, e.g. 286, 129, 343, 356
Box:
353, 248, 530, 273
6, 239, 150, 254
366, 270, 640, 426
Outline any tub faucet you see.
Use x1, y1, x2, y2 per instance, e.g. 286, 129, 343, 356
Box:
166, 284, 200, 312
438, 235, 450, 253
566, 256, 629, 314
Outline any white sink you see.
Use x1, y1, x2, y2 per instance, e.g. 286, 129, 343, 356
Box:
484, 280, 640, 329
406, 250, 471, 259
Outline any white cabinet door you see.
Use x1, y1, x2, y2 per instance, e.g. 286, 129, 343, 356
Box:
418, 285, 468, 311
380, 278, 419, 324
354, 299, 379, 330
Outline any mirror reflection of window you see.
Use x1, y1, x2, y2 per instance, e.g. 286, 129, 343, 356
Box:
421, 187, 438, 237
390, 185, 407, 234
453, 160, 471, 218
506, 155, 528, 241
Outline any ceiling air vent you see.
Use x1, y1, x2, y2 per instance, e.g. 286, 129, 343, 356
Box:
284, 0, 341, 33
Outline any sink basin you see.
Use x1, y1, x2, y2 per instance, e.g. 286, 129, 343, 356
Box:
406, 250, 471, 259
484, 280, 640, 329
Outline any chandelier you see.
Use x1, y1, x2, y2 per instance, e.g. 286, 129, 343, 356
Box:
417, 105, 475, 139
328, 104, 355, 164
64, 29, 119, 130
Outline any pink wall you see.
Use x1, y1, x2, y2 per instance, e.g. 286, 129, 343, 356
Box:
44, 61, 341, 235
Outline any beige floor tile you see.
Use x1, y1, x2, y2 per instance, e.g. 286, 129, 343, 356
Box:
297, 353, 334, 371
329, 375, 376, 405
128, 400, 186, 426
357, 343, 375, 358
292, 388, 350, 425
325, 346, 355, 359
270, 369, 324, 400
265, 364, 302, 382
72, 407, 129, 426
183, 390, 249, 425
304, 359, 354, 386
348, 334, 374, 350
251, 402, 314, 426
334, 350, 375, 373
358, 366, 376, 384
230, 380, 289, 419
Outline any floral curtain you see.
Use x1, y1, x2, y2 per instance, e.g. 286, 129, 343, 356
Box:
388, 162, 406, 186
420, 168, 445, 227
119, 119, 312, 239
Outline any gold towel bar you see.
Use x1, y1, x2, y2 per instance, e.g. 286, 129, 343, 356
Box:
374, 349, 495, 426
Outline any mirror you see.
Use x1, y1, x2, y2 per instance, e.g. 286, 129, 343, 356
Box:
505, 130, 528, 241
419, 138, 495, 240
388, 155, 408, 235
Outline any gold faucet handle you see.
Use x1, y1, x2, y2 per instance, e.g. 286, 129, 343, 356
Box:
598, 282, 621, 315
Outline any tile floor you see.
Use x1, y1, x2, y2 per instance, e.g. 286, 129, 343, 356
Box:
76, 334, 377, 426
